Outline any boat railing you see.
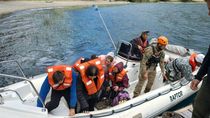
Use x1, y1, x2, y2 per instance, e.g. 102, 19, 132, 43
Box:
0, 60, 46, 109
0, 88, 25, 102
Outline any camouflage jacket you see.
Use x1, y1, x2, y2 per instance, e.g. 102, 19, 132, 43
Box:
165, 57, 193, 81
141, 45, 165, 74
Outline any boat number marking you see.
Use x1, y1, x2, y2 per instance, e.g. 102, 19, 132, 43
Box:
169, 91, 183, 102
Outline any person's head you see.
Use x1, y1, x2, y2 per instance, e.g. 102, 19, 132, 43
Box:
205, 0, 210, 16
195, 54, 205, 67
52, 71, 65, 84
112, 62, 123, 74
112, 66, 119, 73
105, 55, 114, 65
86, 65, 98, 79
157, 36, 168, 50
140, 31, 149, 41
91, 54, 98, 60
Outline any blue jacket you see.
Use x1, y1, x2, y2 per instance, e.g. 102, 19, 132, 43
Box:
37, 69, 77, 108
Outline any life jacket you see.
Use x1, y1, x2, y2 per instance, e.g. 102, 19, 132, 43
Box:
146, 46, 162, 69
73, 57, 83, 69
189, 53, 197, 72
75, 58, 104, 95
140, 39, 149, 49
47, 65, 72, 90
108, 67, 127, 82
98, 55, 106, 68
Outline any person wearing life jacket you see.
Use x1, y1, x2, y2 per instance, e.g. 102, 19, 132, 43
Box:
108, 62, 129, 92
37, 65, 77, 116
165, 53, 205, 82
133, 36, 168, 98
130, 31, 150, 59
107, 62, 129, 99
73, 57, 90, 70
98, 52, 115, 79
75, 58, 105, 112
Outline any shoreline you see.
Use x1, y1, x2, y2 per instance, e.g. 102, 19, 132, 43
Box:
0, 1, 130, 15
0, 0, 205, 16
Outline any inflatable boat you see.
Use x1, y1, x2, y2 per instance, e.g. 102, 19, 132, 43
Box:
0, 40, 204, 118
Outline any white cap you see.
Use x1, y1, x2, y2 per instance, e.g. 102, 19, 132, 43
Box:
195, 54, 205, 63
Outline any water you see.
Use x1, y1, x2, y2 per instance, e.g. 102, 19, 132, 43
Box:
0, 3, 209, 87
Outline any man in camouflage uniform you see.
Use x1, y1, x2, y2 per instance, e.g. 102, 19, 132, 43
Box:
133, 36, 168, 97
165, 54, 205, 82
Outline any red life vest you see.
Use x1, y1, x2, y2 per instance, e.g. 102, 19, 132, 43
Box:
189, 53, 197, 72
108, 66, 127, 82
47, 65, 72, 90
75, 58, 104, 95
140, 39, 148, 49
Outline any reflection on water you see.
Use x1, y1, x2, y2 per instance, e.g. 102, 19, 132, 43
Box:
0, 3, 210, 87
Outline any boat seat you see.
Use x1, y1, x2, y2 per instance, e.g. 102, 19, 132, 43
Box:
118, 42, 141, 61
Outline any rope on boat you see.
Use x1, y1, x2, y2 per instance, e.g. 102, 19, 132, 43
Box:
93, 5, 117, 50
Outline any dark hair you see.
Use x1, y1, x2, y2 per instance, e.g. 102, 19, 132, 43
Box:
52, 71, 64, 84
81, 58, 90, 63
91, 54, 98, 60
85, 65, 98, 77
141, 31, 149, 36
106, 55, 114, 62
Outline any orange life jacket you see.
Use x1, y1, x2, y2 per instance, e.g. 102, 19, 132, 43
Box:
98, 55, 106, 68
73, 57, 83, 69
47, 65, 72, 90
108, 66, 127, 82
189, 53, 197, 72
75, 58, 104, 95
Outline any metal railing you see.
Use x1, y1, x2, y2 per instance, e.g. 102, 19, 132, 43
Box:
0, 60, 45, 108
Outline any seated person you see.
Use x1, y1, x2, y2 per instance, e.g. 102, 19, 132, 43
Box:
101, 62, 129, 104
165, 53, 205, 82
75, 58, 105, 112
130, 31, 150, 58
37, 65, 77, 116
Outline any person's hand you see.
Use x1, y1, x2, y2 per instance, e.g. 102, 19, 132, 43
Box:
113, 86, 119, 91
106, 86, 111, 91
163, 74, 168, 81
190, 79, 200, 91
138, 45, 143, 51
69, 108, 75, 116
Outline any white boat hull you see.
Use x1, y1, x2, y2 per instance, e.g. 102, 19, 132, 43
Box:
0, 43, 202, 118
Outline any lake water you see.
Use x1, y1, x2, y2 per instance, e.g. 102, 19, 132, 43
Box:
0, 3, 209, 86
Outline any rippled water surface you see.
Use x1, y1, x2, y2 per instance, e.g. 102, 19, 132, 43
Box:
0, 3, 209, 86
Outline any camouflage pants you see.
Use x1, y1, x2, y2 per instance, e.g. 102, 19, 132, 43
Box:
192, 70, 210, 118
133, 67, 156, 97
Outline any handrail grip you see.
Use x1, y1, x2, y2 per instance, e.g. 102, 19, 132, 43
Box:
0, 89, 25, 102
